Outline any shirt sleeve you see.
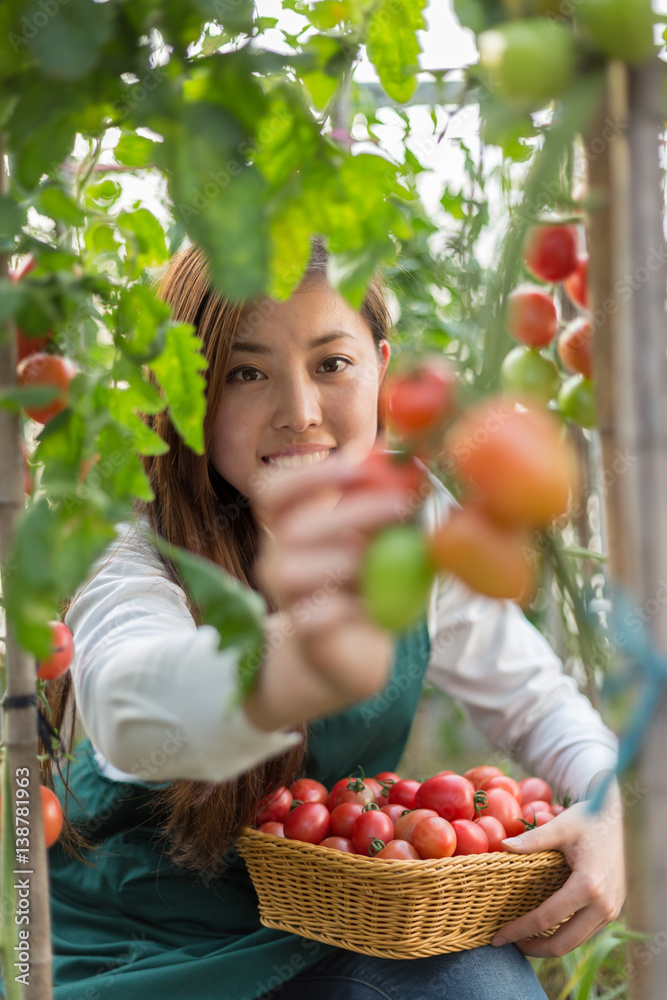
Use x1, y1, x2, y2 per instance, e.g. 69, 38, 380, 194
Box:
64, 518, 302, 785
419, 475, 619, 802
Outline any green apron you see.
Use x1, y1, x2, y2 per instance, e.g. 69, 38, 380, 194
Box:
45, 618, 431, 1000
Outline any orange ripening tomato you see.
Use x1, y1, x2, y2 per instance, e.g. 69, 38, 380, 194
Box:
41, 786, 64, 848
563, 254, 588, 310
428, 506, 536, 603
36, 621, 74, 680
17, 353, 77, 424
386, 360, 458, 437
506, 286, 559, 348
445, 398, 577, 529
557, 318, 593, 380
522, 224, 579, 283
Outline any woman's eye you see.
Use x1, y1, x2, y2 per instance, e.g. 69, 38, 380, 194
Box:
319, 357, 351, 374
228, 366, 265, 383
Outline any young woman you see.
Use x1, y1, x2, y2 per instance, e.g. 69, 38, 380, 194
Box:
41, 240, 624, 1000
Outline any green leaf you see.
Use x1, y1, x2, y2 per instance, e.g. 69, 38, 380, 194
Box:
150, 533, 266, 700
149, 323, 208, 454
0, 195, 25, 240
95, 423, 155, 503
0, 385, 61, 414
117, 208, 168, 276
36, 185, 86, 226
441, 185, 465, 220
88, 179, 122, 206
366, 0, 426, 104
116, 284, 171, 359
84, 222, 118, 255
114, 133, 158, 168
28, 0, 115, 80
104, 386, 169, 457
0, 279, 23, 321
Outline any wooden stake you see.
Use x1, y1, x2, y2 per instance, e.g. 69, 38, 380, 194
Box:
0, 139, 54, 999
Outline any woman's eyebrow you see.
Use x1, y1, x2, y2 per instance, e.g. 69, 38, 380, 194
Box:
230, 331, 355, 354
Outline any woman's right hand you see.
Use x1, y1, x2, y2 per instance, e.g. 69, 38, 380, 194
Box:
243, 448, 416, 733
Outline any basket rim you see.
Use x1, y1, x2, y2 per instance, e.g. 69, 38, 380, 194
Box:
237, 826, 569, 873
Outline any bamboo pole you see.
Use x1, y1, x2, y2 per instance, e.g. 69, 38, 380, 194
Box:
0, 140, 54, 999
587, 58, 667, 1000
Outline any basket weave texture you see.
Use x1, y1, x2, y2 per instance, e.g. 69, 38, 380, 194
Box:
236, 827, 571, 959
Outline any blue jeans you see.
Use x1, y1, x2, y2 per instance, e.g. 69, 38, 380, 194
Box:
256, 944, 547, 999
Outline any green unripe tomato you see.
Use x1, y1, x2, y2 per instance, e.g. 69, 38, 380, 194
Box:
361, 524, 435, 632
575, 0, 654, 66
478, 19, 576, 111
500, 346, 560, 405
557, 374, 596, 429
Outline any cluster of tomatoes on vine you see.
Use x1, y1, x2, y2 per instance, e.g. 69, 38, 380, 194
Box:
253, 766, 569, 860
502, 223, 594, 429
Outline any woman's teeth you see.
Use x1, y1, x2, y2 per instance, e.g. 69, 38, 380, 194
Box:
264, 450, 334, 468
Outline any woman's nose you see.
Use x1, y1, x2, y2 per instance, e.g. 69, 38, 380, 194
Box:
271, 375, 322, 431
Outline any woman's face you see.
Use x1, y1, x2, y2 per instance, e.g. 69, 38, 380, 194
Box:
210, 279, 390, 527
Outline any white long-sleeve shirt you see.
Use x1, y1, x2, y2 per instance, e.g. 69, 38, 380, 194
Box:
64, 474, 618, 799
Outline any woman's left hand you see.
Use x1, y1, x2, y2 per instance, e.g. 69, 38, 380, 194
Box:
490, 777, 626, 957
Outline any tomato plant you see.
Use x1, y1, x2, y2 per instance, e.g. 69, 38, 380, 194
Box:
36, 621, 74, 681
412, 816, 457, 859
428, 506, 535, 603
500, 346, 559, 406
563, 255, 589, 311
16, 353, 77, 425
361, 524, 435, 631
522, 224, 579, 283
284, 802, 330, 844
558, 318, 593, 380
446, 398, 576, 529
506, 286, 559, 348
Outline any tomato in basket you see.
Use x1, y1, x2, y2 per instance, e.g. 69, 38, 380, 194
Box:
463, 765, 504, 790
374, 840, 420, 860
258, 822, 285, 837
352, 806, 394, 857
387, 778, 420, 810
319, 837, 356, 853
412, 816, 456, 859
480, 774, 523, 802
415, 774, 478, 822
328, 776, 376, 810
329, 802, 363, 839
255, 786, 292, 825
289, 778, 329, 806
475, 815, 507, 852
519, 776, 553, 805
479, 788, 525, 837
451, 819, 489, 856
393, 808, 438, 844
284, 802, 330, 844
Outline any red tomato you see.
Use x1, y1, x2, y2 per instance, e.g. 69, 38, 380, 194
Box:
433, 769, 457, 777
446, 398, 577, 530
530, 811, 553, 827
412, 816, 457, 859
564, 254, 588, 310
255, 786, 292, 826
463, 765, 504, 790
506, 286, 559, 348
480, 774, 523, 803
351, 807, 394, 857
387, 779, 421, 811
415, 774, 476, 822
329, 802, 363, 839
346, 449, 428, 502
393, 808, 438, 844
258, 822, 285, 837
557, 318, 593, 380
374, 771, 401, 785
452, 819, 489, 856
374, 839, 420, 860
479, 788, 525, 838
289, 778, 329, 806
363, 777, 384, 803
17, 353, 77, 424
318, 837, 355, 853
284, 802, 330, 844
551, 803, 566, 816
36, 621, 74, 681
521, 801, 552, 824
328, 776, 376, 811
41, 786, 63, 848
380, 804, 409, 825
519, 777, 553, 805
522, 224, 579, 283
386, 359, 457, 436
475, 816, 507, 852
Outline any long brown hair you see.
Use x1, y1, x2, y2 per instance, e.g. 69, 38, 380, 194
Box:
42, 238, 393, 876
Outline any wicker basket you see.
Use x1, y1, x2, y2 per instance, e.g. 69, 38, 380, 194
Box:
236, 827, 571, 959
